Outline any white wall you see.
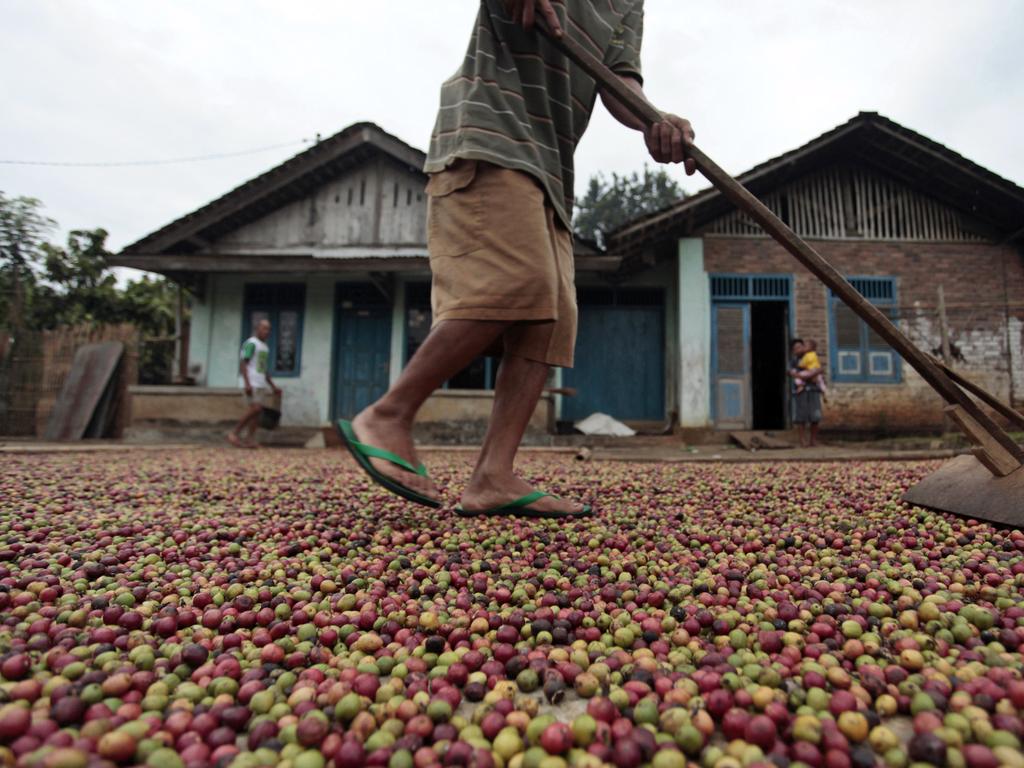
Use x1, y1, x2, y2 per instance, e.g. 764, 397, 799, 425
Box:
678, 238, 711, 427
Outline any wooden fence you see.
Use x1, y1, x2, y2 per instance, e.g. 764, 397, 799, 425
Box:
0, 324, 139, 438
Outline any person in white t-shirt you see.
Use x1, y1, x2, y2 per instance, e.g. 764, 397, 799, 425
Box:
228, 319, 281, 447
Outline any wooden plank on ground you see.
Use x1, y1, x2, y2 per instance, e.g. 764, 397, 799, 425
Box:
43, 342, 124, 441
730, 431, 794, 451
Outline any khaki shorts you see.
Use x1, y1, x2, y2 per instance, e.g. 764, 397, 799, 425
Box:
425, 159, 577, 368
242, 389, 276, 409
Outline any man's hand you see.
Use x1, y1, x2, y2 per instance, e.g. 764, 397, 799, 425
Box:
244, 386, 253, 397
272, 385, 282, 396
645, 114, 696, 175
504, 0, 563, 36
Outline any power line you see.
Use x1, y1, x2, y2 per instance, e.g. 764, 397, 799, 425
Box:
0, 138, 315, 168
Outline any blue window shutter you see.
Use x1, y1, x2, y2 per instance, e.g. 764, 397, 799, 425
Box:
829, 277, 899, 384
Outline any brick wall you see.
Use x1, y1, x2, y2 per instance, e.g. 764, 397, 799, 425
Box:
703, 236, 1024, 433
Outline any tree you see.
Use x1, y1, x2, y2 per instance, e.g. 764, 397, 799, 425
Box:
119, 275, 176, 334
119, 276, 179, 384
34, 228, 180, 382
31, 229, 123, 329
573, 166, 684, 249
0, 193, 183, 382
0, 193, 55, 331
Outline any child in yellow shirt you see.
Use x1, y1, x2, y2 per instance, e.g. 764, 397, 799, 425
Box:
794, 339, 828, 400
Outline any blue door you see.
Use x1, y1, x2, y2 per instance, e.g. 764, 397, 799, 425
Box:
332, 290, 392, 420
563, 300, 665, 422
711, 302, 751, 429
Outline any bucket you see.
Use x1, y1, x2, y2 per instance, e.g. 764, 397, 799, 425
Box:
259, 408, 281, 430
259, 390, 283, 430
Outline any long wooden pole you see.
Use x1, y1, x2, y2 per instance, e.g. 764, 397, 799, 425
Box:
540, 26, 1024, 463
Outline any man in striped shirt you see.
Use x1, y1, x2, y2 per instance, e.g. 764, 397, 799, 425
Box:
345, 0, 694, 517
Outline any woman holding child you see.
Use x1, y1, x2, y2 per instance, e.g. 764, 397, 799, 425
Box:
789, 338, 825, 447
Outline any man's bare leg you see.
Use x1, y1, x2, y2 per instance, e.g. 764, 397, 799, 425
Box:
228, 405, 262, 447
460, 354, 585, 515
796, 422, 807, 448
243, 410, 261, 448
351, 319, 509, 500
809, 422, 820, 447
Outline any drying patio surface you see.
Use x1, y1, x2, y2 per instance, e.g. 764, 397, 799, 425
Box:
1, 449, 1021, 768
0, 439, 960, 466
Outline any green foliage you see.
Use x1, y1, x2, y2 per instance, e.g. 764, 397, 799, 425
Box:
31, 229, 124, 329
0, 192, 56, 328
0, 193, 182, 383
120, 276, 180, 384
573, 166, 684, 249
120, 276, 177, 333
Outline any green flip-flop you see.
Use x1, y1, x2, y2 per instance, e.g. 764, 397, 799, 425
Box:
455, 490, 593, 519
336, 419, 441, 509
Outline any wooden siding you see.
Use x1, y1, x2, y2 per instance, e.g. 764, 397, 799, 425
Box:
210, 155, 426, 251
707, 165, 985, 242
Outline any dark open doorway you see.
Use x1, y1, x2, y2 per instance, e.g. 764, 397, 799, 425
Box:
750, 301, 789, 430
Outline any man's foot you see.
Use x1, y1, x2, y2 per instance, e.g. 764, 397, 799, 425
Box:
350, 407, 441, 503
460, 471, 587, 517
226, 432, 243, 448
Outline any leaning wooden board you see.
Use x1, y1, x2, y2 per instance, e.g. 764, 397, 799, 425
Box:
44, 341, 124, 441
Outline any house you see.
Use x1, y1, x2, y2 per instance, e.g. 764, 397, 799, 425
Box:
114, 122, 620, 440
606, 112, 1024, 434
114, 114, 1024, 439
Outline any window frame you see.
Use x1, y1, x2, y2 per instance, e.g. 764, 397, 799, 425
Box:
828, 277, 901, 385
241, 283, 306, 378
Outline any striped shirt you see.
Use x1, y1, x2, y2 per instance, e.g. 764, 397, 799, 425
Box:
425, 0, 644, 230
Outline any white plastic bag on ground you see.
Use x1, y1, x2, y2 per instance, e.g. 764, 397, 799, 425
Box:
574, 412, 636, 437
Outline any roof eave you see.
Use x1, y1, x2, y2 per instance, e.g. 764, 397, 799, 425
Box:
120, 123, 427, 257
609, 113, 1024, 253
609, 116, 868, 248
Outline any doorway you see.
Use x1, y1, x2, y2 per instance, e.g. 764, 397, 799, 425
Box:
332, 284, 392, 420
750, 301, 789, 430
709, 274, 794, 431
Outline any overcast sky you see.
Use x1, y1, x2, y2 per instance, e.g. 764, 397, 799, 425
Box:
2, 1, 1022, 272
